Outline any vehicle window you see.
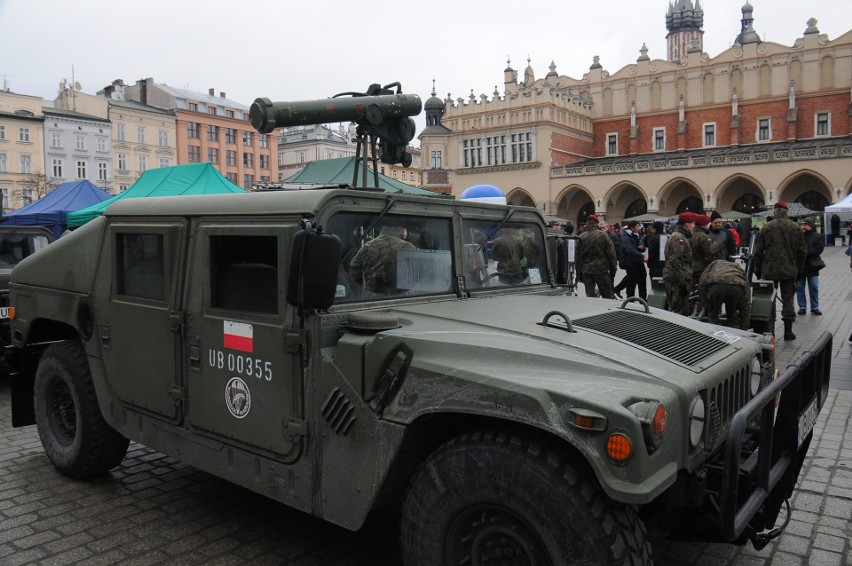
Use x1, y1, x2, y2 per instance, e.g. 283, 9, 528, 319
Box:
327, 212, 453, 302
210, 235, 278, 315
116, 234, 165, 301
461, 219, 548, 289
0, 234, 51, 268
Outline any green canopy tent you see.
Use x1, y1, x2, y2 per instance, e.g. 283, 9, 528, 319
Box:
282, 157, 450, 198
66, 163, 246, 228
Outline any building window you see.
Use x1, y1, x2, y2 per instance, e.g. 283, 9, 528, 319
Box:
392, 169, 398, 178
653, 128, 666, 151
22, 189, 34, 205
225, 128, 236, 144
18, 127, 31, 143
75, 135, 85, 150
116, 123, 125, 141
226, 109, 234, 118
242, 131, 253, 146
98, 162, 108, 181
187, 146, 200, 162
463, 139, 482, 167
298, 151, 305, 163
187, 123, 199, 139
97, 137, 107, 152
1, 188, 8, 209
207, 125, 218, 142
51, 132, 62, 147
76, 160, 86, 178
606, 133, 618, 156
226, 172, 237, 183
401, 171, 407, 180
158, 130, 168, 146
243, 153, 253, 168
138, 155, 147, 172
757, 118, 771, 142
511, 133, 533, 162
485, 136, 506, 165
430, 150, 442, 169
243, 174, 253, 190
117, 153, 127, 170
52, 158, 63, 177
815, 113, 830, 136
208, 106, 217, 116
703, 123, 716, 147
259, 154, 269, 169
137, 127, 145, 144
226, 150, 237, 166
0, 125, 6, 140
188, 102, 198, 112
159, 158, 170, 168
20, 155, 33, 174
119, 184, 129, 192
260, 134, 269, 149
0, 153, 6, 173
208, 147, 219, 164
260, 176, 270, 182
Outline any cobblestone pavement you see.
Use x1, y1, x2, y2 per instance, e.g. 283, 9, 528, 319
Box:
0, 247, 849, 565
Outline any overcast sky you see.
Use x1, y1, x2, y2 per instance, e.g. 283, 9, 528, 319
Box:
1, 0, 849, 141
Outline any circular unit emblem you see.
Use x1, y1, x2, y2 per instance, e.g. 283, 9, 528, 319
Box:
225, 377, 251, 419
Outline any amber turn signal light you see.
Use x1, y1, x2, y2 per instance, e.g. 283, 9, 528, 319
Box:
606, 433, 632, 463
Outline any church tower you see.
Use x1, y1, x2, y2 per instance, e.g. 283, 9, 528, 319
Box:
666, 0, 704, 63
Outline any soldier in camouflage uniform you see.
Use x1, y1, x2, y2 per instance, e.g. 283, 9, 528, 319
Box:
663, 212, 696, 315
753, 202, 806, 340
698, 260, 752, 329
349, 225, 416, 294
491, 228, 540, 284
690, 215, 716, 315
578, 215, 617, 299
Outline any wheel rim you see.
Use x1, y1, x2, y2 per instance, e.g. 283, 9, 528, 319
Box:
46, 376, 76, 445
445, 504, 551, 566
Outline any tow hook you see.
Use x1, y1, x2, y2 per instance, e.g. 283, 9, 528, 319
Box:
748, 499, 791, 550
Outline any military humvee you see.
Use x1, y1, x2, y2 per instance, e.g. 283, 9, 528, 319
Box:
7, 186, 833, 565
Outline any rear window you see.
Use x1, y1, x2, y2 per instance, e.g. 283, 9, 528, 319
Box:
0, 233, 50, 268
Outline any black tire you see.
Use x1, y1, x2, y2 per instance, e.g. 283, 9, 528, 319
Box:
34, 340, 129, 479
400, 430, 652, 566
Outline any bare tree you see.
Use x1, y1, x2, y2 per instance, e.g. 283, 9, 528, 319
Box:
21, 173, 58, 200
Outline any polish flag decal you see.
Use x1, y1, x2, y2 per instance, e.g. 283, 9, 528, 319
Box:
224, 321, 253, 353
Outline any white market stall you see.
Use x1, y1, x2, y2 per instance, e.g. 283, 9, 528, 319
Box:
824, 192, 852, 245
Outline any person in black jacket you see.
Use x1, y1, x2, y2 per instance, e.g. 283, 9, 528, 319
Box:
618, 220, 647, 300
646, 221, 665, 278
796, 218, 825, 315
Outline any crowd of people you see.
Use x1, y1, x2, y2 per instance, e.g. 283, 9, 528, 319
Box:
571, 202, 827, 339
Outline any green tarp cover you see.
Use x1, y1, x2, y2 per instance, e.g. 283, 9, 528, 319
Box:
283, 157, 447, 197
66, 163, 246, 228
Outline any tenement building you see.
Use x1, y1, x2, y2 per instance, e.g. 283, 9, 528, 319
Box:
419, 2, 852, 225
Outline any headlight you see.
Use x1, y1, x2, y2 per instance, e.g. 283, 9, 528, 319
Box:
688, 394, 705, 449
628, 400, 666, 453
750, 356, 762, 396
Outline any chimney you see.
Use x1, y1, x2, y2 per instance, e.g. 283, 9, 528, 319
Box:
139, 78, 148, 105
209, 88, 215, 96
220, 92, 226, 98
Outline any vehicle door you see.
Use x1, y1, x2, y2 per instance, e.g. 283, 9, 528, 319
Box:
184, 221, 302, 461
93, 220, 188, 423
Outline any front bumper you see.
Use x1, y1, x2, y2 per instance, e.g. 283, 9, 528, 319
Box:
717, 331, 832, 543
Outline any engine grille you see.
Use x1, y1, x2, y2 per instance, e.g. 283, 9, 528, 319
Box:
321, 387, 357, 436
573, 311, 730, 367
711, 364, 751, 426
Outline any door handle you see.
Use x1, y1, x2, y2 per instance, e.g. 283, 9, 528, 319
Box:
189, 345, 201, 370
100, 326, 111, 349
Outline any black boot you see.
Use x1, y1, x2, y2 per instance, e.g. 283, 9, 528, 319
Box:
783, 320, 796, 341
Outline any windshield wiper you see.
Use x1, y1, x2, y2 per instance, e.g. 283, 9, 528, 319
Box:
477, 208, 515, 252
340, 196, 397, 263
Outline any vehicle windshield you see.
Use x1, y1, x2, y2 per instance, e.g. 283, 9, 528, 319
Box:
461, 218, 549, 289
0, 233, 51, 268
327, 212, 454, 303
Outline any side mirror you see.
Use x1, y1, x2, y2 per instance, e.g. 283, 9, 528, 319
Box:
287, 228, 341, 311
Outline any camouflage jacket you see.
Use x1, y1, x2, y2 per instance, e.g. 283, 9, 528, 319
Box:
349, 230, 416, 293
492, 232, 540, 280
698, 260, 752, 328
690, 226, 715, 275
663, 226, 693, 282
578, 225, 617, 276
753, 218, 806, 280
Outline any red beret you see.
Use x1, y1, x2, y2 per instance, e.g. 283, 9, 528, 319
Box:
679, 212, 698, 223
695, 214, 711, 226
774, 201, 788, 210
587, 214, 599, 223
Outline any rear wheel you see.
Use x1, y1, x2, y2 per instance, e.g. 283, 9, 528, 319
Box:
34, 340, 129, 478
400, 430, 652, 566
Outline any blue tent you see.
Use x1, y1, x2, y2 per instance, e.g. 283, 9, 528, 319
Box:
2, 180, 112, 238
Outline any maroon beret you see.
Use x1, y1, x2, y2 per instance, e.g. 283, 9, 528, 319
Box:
774, 201, 788, 210
587, 214, 599, 223
679, 212, 698, 223
695, 214, 711, 226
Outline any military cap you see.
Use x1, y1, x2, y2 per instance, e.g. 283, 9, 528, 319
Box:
678, 212, 698, 223
774, 201, 789, 210
695, 214, 711, 226
588, 214, 599, 223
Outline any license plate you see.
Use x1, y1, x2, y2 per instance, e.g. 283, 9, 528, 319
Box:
797, 396, 819, 448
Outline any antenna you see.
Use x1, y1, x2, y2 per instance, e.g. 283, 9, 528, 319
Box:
1, 74, 13, 92
71, 65, 78, 111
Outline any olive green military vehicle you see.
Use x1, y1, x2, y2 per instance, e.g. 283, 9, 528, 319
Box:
7, 188, 833, 564
7, 87, 833, 565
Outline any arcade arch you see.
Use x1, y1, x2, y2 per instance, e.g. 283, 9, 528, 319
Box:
506, 188, 535, 208
602, 182, 647, 222
657, 178, 704, 217
778, 172, 832, 211
555, 185, 595, 228
716, 175, 765, 213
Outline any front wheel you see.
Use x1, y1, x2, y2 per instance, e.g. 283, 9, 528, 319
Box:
400, 430, 652, 566
34, 340, 129, 479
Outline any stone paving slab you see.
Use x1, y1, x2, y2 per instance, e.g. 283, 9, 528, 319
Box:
0, 248, 849, 565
